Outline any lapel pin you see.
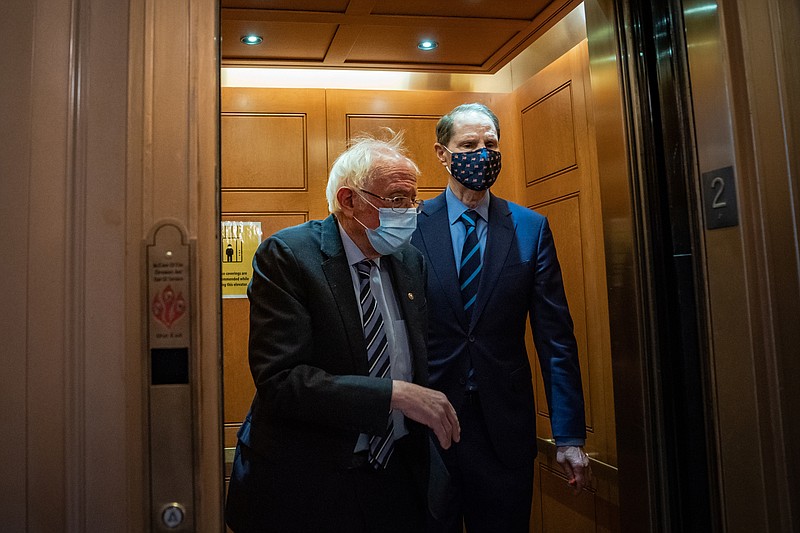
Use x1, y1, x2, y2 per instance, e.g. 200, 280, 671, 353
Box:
407, 292, 414, 300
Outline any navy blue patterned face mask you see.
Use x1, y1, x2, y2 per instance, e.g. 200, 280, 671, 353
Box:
445, 147, 502, 191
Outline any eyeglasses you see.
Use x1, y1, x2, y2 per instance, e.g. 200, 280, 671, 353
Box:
359, 188, 424, 213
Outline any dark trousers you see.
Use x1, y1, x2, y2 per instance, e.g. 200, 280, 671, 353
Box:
226, 435, 426, 533
431, 392, 535, 533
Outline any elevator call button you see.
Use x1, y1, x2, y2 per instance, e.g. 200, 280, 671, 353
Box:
161, 503, 185, 528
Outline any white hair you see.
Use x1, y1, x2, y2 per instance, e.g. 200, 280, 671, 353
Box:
325, 131, 419, 214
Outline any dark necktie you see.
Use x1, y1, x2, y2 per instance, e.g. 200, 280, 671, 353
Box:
459, 210, 482, 320
355, 260, 395, 468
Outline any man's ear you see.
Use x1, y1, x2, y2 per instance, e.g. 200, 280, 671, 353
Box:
336, 187, 355, 214
434, 143, 448, 166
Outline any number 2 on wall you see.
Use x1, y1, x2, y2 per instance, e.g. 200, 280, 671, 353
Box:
710, 176, 727, 208
702, 166, 737, 229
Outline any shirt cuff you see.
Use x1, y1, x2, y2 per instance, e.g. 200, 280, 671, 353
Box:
554, 438, 585, 447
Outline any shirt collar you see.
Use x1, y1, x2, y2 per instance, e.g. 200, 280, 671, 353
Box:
445, 185, 490, 226
337, 218, 381, 269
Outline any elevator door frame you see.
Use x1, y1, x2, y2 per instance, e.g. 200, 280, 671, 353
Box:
586, 0, 725, 530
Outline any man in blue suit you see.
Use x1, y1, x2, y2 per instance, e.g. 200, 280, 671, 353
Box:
226, 133, 460, 533
412, 103, 591, 532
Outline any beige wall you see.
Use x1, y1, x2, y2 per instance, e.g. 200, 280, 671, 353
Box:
0, 0, 221, 530
1, 0, 131, 529
716, 0, 800, 528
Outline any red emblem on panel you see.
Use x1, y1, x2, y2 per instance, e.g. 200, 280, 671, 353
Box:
152, 285, 186, 328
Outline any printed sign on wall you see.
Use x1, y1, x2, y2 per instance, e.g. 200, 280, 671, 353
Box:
221, 221, 262, 298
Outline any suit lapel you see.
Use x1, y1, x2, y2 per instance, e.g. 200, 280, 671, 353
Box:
471, 194, 514, 326
416, 194, 467, 325
320, 215, 369, 374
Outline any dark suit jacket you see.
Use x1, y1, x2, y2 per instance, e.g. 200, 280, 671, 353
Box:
411, 192, 586, 468
226, 214, 430, 532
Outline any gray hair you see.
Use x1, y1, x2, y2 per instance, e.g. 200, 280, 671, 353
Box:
435, 103, 500, 146
326, 131, 419, 214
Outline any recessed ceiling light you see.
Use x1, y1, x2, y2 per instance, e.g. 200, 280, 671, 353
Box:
241, 34, 263, 46
417, 40, 438, 51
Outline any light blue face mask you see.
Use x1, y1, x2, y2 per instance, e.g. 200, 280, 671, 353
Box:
355, 198, 418, 255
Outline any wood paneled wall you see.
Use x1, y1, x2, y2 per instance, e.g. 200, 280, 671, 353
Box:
512, 41, 618, 531
221, 88, 326, 451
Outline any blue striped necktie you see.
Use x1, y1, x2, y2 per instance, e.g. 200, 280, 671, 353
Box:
355, 260, 395, 469
459, 210, 482, 320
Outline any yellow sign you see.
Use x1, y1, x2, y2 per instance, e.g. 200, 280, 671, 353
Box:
221, 221, 262, 298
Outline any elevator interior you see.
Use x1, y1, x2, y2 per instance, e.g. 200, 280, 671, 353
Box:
218, 0, 799, 531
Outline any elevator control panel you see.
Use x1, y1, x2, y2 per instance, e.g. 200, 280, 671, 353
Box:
144, 220, 196, 531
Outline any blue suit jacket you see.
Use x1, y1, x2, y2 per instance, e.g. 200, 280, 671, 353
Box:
411, 192, 586, 467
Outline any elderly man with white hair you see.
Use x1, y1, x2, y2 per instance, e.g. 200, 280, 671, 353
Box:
225, 132, 460, 533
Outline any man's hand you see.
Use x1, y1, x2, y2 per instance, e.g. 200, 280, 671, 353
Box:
391, 381, 461, 449
556, 446, 592, 494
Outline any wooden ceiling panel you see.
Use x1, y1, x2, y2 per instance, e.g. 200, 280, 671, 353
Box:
220, 0, 582, 72
345, 25, 518, 68
221, 0, 350, 11
370, 0, 553, 20
222, 21, 338, 60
